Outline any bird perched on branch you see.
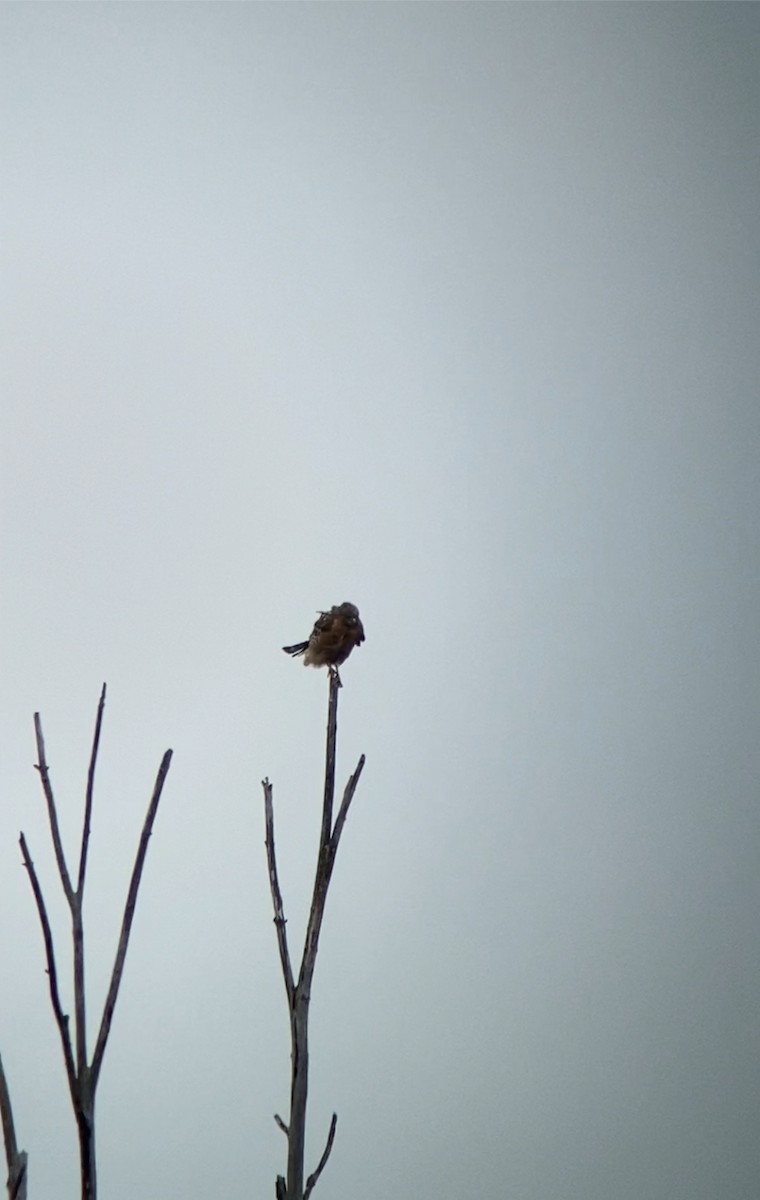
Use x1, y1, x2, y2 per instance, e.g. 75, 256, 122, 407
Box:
283, 602, 365, 685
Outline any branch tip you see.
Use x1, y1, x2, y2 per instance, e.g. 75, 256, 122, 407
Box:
304, 1112, 338, 1199
91, 746, 172, 1088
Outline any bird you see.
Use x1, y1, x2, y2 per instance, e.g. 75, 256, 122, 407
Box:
283, 602, 365, 685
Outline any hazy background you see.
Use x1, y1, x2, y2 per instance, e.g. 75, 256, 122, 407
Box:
2, 4, 759, 1198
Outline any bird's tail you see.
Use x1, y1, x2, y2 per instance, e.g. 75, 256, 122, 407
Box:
282, 642, 309, 657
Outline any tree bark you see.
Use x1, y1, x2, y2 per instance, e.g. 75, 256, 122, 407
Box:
76, 1098, 96, 1200
286, 992, 309, 1200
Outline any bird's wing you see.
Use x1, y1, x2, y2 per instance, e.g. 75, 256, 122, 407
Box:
313, 608, 337, 633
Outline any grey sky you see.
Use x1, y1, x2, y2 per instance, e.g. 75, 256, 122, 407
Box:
2, 4, 759, 1198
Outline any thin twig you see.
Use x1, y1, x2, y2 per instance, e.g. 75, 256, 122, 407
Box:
330, 755, 366, 855
18, 836, 77, 1105
263, 779, 295, 1006
90, 749, 172, 1090
298, 673, 344, 995
33, 715, 73, 901
298, 758, 365, 999
273, 1113, 289, 1136
0, 1054, 17, 1169
304, 1113, 338, 1200
1, 1056, 28, 1200
77, 683, 106, 894
72, 688, 108, 1076
0, 1052, 19, 1170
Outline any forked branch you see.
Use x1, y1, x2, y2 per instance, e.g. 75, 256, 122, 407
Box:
263, 669, 366, 1200
21, 688, 172, 1200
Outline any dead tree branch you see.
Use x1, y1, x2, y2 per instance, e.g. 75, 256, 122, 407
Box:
20, 688, 172, 1200
77, 682, 106, 895
90, 749, 172, 1091
32, 714, 73, 902
18, 836, 78, 1106
263, 669, 365, 1200
0, 1054, 27, 1200
319, 679, 339, 850
263, 780, 295, 1008
304, 1113, 337, 1200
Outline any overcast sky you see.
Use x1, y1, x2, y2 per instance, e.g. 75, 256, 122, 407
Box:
1, 4, 759, 1199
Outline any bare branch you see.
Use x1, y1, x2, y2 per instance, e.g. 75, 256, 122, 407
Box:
298, 754, 365, 1000
273, 1113, 289, 1136
0, 1052, 27, 1200
8, 1153, 27, 1200
77, 683, 106, 894
303, 1112, 337, 1200
72, 687, 107, 1076
320, 672, 340, 847
23, 693, 172, 1200
268, 664, 365, 1199
72, 896, 88, 1077
32, 697, 105, 1080
33, 715, 73, 901
0, 1054, 18, 1171
298, 677, 351, 998
1, 1056, 28, 1200
330, 755, 366, 856
18, 835, 77, 1104
90, 749, 172, 1090
263, 779, 295, 1006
